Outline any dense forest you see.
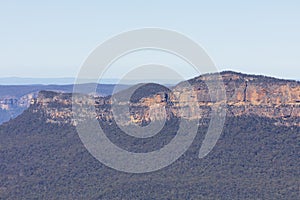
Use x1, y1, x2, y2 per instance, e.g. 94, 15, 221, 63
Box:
0, 105, 299, 199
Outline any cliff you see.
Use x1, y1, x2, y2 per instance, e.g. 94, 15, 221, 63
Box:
30, 71, 300, 127
0, 84, 130, 125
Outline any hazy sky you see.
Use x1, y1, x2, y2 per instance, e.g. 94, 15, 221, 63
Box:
0, 0, 299, 80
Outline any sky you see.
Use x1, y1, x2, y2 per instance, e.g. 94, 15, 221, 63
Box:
0, 0, 299, 81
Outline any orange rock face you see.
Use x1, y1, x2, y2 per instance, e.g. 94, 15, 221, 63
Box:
33, 71, 300, 127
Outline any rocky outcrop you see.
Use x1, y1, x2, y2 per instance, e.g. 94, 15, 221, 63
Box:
0, 84, 132, 125
0, 93, 38, 124
30, 71, 300, 127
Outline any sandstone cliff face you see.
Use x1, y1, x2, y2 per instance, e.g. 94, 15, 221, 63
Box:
31, 71, 300, 127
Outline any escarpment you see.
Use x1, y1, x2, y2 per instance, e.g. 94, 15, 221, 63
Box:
29, 71, 300, 127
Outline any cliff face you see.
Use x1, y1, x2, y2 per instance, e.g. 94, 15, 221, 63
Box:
0, 93, 38, 123
0, 84, 132, 125
31, 71, 300, 127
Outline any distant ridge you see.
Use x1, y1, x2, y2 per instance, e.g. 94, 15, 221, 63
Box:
1, 70, 299, 85
0, 77, 180, 85
0, 77, 117, 85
